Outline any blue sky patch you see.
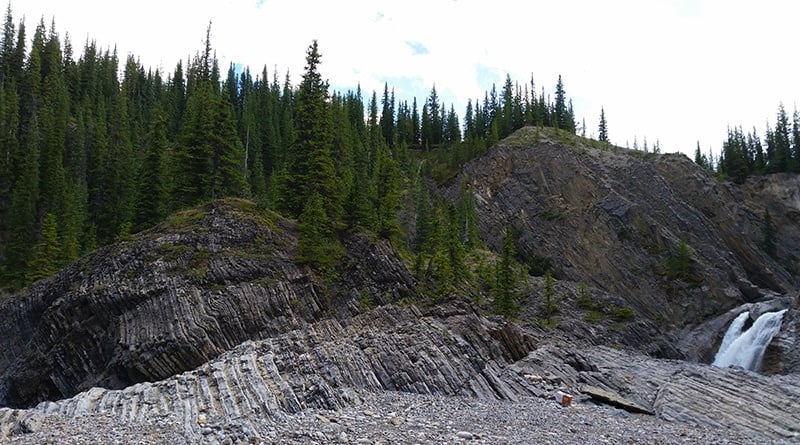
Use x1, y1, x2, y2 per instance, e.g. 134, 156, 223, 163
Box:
405, 41, 429, 56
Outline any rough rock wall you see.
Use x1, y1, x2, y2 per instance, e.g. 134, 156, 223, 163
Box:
512, 344, 800, 442
0, 200, 416, 408
0, 303, 539, 442
448, 127, 797, 329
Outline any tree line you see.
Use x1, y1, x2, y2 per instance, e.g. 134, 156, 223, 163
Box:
0, 8, 578, 291
696, 103, 800, 183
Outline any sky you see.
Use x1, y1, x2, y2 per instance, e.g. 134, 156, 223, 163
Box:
12, 0, 800, 157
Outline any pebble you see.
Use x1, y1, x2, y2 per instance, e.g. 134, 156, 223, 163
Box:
455, 430, 474, 439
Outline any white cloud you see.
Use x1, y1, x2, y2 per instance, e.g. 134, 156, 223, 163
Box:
13, 0, 800, 156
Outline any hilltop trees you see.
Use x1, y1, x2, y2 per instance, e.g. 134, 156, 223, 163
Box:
704, 102, 800, 181
0, 5, 584, 289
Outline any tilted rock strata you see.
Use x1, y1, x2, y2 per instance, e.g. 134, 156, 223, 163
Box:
512, 344, 800, 442
447, 127, 797, 329
1, 303, 539, 442
0, 200, 416, 408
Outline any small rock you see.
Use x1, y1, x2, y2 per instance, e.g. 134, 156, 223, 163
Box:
456, 431, 474, 440
389, 417, 404, 426
363, 409, 375, 416
315, 414, 331, 423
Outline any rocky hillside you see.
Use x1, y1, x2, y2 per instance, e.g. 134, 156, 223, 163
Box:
0, 199, 417, 408
444, 127, 799, 364
1, 129, 799, 443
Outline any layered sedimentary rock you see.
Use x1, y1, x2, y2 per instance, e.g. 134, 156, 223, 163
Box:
512, 344, 800, 442
0, 199, 416, 407
447, 128, 796, 327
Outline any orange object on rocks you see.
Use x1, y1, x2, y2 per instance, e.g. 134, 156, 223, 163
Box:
555, 391, 573, 407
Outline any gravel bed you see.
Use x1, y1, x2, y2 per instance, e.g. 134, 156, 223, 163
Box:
3, 390, 761, 444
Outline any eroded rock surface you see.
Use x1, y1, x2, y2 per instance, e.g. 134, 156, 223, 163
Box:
447, 128, 797, 328
0, 200, 415, 408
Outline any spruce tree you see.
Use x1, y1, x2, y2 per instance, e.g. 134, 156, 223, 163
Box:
373, 145, 401, 241
457, 178, 480, 248
297, 192, 339, 270
541, 270, 556, 323
598, 107, 608, 143
26, 212, 61, 282
134, 105, 170, 230
280, 40, 339, 219
554, 75, 566, 130
492, 228, 520, 317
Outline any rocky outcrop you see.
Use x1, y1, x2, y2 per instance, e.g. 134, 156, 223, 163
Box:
511, 344, 800, 442
448, 128, 796, 325
443, 127, 799, 366
0, 199, 417, 408
0, 302, 540, 442
2, 129, 800, 442
3, 324, 798, 443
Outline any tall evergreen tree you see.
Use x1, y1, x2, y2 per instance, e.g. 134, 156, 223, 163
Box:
297, 192, 339, 270
492, 228, 520, 317
26, 212, 61, 282
134, 105, 170, 230
280, 40, 340, 220
554, 75, 566, 130
598, 107, 608, 143
373, 146, 401, 241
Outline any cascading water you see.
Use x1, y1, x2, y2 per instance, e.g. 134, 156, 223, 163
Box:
712, 309, 787, 371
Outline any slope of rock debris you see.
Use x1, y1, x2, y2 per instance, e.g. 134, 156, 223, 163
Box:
2, 389, 757, 445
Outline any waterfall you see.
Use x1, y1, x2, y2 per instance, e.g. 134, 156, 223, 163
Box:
712, 309, 787, 371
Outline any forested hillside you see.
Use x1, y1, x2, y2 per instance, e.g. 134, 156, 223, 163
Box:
0, 9, 579, 291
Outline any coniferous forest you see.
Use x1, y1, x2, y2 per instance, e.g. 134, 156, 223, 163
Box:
697, 102, 800, 184
7, 8, 795, 295
0, 10, 578, 291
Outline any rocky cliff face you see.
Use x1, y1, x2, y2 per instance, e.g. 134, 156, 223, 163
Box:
445, 127, 799, 364
0, 199, 417, 408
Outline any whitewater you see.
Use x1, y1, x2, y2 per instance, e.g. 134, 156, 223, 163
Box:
712, 309, 787, 371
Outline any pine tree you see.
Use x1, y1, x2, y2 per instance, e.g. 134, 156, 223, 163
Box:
427, 85, 441, 146
280, 40, 340, 219
492, 228, 520, 317
541, 270, 557, 322
373, 146, 401, 241
554, 75, 567, 130
5, 120, 40, 286
173, 26, 245, 208
379, 83, 394, 146
134, 105, 170, 230
26, 212, 61, 282
598, 107, 608, 143
694, 142, 709, 170
297, 192, 339, 269
457, 177, 480, 248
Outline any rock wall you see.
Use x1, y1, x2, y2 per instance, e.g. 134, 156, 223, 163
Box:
0, 303, 539, 442
0, 200, 416, 408
445, 127, 798, 336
